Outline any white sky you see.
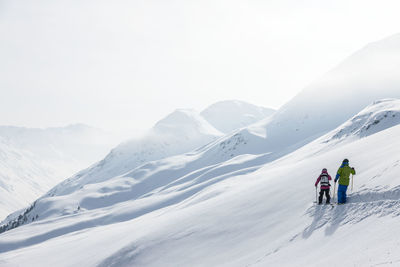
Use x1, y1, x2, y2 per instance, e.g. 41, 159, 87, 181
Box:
1, 0, 400, 134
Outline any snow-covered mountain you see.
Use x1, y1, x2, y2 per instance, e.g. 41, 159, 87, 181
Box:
0, 137, 57, 220
200, 100, 275, 134
52, 109, 223, 195
0, 124, 116, 219
272, 32, 400, 140
55, 101, 274, 196
1, 99, 400, 266
193, 33, 400, 162
2, 34, 400, 266
0, 100, 272, 221
323, 98, 400, 142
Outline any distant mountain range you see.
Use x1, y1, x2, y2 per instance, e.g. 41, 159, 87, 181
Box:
0, 101, 274, 219
201, 100, 275, 134
0, 124, 117, 219
43, 101, 275, 195
2, 34, 400, 267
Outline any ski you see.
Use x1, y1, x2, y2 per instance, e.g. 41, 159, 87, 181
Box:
313, 202, 334, 208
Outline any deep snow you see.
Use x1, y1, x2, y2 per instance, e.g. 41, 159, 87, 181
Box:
0, 99, 400, 267
2, 34, 400, 266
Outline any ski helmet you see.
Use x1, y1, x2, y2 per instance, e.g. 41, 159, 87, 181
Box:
343, 158, 349, 163
322, 168, 327, 173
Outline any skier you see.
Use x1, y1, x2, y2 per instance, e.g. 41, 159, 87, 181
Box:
335, 159, 356, 204
315, 168, 332, 204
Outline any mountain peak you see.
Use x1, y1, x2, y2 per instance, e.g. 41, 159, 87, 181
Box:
324, 98, 400, 142
153, 108, 222, 136
201, 100, 275, 134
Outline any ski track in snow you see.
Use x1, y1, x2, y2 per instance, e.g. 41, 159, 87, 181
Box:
247, 183, 400, 267
303, 186, 400, 239
371, 260, 400, 267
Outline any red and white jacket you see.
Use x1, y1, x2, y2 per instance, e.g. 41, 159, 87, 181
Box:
315, 169, 332, 190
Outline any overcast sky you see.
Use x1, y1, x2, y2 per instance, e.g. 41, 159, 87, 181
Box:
1, 0, 400, 134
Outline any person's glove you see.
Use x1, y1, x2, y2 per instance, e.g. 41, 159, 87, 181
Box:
334, 179, 337, 183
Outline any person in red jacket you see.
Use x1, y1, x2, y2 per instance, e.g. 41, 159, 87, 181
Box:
315, 168, 332, 204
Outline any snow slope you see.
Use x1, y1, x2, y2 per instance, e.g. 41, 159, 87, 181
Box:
1, 33, 400, 265
215, 33, 400, 158
201, 100, 275, 134
0, 100, 271, 221
69, 100, 274, 191
53, 109, 223, 195
0, 137, 57, 220
138, 34, 400, 176
0, 124, 116, 220
1, 99, 400, 266
322, 98, 400, 142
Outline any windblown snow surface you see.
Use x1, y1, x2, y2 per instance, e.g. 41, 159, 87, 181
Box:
0, 99, 400, 267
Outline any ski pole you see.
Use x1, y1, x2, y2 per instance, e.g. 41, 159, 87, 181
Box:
332, 182, 336, 203
315, 186, 318, 203
351, 174, 354, 193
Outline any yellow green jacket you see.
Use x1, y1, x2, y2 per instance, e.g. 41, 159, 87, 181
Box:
336, 164, 356, 186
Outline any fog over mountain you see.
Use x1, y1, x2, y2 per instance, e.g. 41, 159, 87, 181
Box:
1, 34, 400, 267
0, 100, 273, 220
0, 124, 117, 219
201, 100, 275, 134
46, 100, 274, 195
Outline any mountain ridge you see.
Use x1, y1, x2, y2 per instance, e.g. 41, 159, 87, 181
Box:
2, 33, 400, 266
1, 98, 400, 267
2, 98, 399, 233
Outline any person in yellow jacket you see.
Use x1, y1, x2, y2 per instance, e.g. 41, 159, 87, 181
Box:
334, 158, 356, 204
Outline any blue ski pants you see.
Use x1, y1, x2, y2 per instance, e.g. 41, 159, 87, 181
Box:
337, 184, 348, 204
